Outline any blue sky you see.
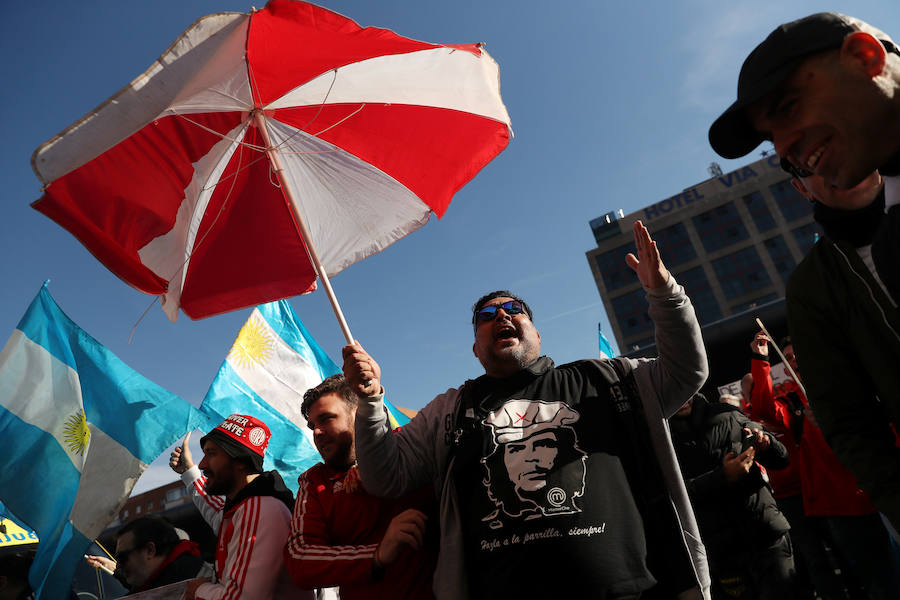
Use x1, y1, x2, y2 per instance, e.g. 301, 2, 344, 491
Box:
2, 0, 898, 493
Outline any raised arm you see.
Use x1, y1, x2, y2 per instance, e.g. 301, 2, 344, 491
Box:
344, 342, 452, 498
626, 220, 708, 416
748, 333, 782, 426
171, 433, 225, 532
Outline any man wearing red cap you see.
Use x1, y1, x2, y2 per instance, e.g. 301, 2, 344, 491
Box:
170, 414, 312, 600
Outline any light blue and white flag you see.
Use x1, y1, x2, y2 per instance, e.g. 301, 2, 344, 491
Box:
0, 283, 204, 599
598, 323, 616, 358
200, 300, 409, 494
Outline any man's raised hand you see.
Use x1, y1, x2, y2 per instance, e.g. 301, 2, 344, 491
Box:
750, 331, 769, 356
625, 220, 670, 289
169, 432, 194, 475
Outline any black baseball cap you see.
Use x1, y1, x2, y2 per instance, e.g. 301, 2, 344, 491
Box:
709, 13, 885, 159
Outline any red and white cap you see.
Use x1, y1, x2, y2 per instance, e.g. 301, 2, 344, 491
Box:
202, 414, 271, 458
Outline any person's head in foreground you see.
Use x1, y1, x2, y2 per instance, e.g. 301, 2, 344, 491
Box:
710, 12, 900, 189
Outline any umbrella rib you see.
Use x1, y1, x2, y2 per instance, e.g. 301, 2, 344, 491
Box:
169, 110, 268, 152
267, 69, 339, 154
309, 104, 365, 137
162, 138, 250, 294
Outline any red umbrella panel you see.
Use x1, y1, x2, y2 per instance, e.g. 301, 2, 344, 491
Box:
31, 0, 512, 324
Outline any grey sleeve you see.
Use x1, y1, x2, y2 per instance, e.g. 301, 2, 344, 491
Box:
631, 275, 709, 418
354, 388, 457, 498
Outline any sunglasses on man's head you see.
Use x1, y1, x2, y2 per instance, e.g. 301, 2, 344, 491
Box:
779, 156, 813, 180
476, 300, 526, 322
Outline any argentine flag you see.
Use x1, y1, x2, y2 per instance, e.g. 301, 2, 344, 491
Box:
0, 283, 203, 598
200, 300, 409, 493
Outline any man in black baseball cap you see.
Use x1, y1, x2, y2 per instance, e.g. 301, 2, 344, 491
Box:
709, 12, 900, 191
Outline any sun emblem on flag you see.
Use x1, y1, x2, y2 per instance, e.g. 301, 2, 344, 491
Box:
229, 314, 273, 369
63, 409, 90, 456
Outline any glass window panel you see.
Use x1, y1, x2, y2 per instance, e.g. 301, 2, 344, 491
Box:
692, 202, 749, 252
594, 242, 638, 292
763, 235, 796, 282
712, 247, 772, 299
770, 178, 813, 222
743, 191, 776, 232
675, 266, 722, 324
653, 222, 696, 267
611, 288, 652, 338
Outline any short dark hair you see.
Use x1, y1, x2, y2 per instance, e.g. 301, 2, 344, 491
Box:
301, 374, 358, 419
117, 516, 181, 558
472, 290, 534, 332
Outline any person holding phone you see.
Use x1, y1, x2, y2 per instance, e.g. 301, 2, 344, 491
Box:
670, 392, 792, 599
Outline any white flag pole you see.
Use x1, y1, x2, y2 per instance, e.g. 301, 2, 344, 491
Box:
754, 317, 807, 398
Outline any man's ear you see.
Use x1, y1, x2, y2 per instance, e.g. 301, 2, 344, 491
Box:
472, 341, 479, 359
146, 541, 157, 557
841, 32, 887, 78
790, 177, 813, 201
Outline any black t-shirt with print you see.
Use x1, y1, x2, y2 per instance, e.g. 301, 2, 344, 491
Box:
451, 357, 657, 599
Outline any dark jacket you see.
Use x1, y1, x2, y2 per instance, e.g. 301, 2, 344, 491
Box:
670, 396, 790, 553
786, 234, 900, 529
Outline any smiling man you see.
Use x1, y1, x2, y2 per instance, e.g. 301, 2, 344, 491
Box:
709, 13, 900, 190
169, 415, 311, 600
709, 11, 900, 532
344, 221, 711, 599
283, 374, 437, 599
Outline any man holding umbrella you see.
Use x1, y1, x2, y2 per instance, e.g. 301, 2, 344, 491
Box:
344, 222, 710, 599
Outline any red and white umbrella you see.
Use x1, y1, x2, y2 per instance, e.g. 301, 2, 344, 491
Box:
31, 0, 511, 340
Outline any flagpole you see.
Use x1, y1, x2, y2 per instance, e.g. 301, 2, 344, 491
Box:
253, 110, 354, 345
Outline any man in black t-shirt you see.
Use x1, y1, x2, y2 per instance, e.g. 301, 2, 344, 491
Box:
344, 221, 711, 599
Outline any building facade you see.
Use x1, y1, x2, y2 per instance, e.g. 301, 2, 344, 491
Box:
586, 154, 820, 354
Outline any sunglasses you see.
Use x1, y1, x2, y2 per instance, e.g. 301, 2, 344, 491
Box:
476, 300, 525, 322
779, 156, 813, 180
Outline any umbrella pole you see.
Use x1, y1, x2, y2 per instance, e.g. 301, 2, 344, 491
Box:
253, 111, 355, 345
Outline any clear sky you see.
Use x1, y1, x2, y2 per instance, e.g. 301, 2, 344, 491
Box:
2, 0, 898, 494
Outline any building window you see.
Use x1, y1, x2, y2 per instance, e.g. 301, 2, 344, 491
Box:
792, 222, 823, 255
731, 293, 779, 314
675, 266, 722, 325
712, 247, 773, 299
122, 509, 129, 518
611, 288, 653, 338
763, 235, 796, 282
770, 178, 812, 222
692, 202, 749, 252
743, 191, 776, 232
147, 502, 153, 510
594, 242, 638, 292
166, 488, 184, 502
653, 223, 696, 267
135, 505, 142, 514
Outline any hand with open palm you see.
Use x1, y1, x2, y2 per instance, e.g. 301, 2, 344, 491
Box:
625, 220, 670, 289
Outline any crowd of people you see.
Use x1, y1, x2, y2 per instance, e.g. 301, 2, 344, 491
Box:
5, 8, 900, 600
